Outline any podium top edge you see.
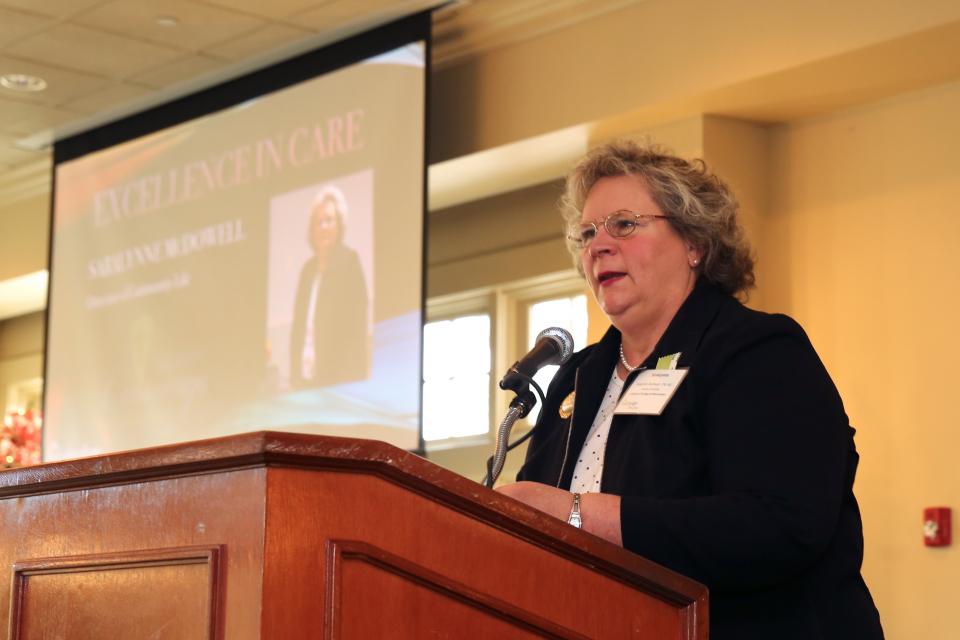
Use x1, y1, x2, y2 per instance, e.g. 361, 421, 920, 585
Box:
0, 431, 414, 494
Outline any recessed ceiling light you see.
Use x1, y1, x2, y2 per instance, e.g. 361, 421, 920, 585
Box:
0, 74, 47, 92
155, 15, 180, 27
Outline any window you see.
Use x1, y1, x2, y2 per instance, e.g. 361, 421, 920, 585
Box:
422, 271, 591, 450
422, 314, 491, 442
525, 294, 589, 424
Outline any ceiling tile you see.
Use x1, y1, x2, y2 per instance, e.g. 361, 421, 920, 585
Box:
129, 53, 228, 89
203, 22, 313, 61
75, 0, 267, 52
0, 0, 104, 20
5, 23, 184, 79
0, 54, 110, 106
59, 81, 156, 114
297, 0, 384, 30
0, 7, 53, 47
201, 0, 334, 21
292, 0, 433, 32
0, 97, 82, 136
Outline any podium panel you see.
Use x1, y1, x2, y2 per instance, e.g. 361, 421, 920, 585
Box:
11, 547, 221, 639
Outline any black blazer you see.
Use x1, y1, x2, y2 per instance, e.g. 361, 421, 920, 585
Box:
289, 243, 369, 388
518, 282, 883, 639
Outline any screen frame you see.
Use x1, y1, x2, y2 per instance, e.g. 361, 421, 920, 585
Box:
43, 11, 432, 457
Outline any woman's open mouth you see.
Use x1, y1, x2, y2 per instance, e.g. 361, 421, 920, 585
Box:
597, 271, 625, 286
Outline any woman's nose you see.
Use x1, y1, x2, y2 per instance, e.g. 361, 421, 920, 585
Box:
589, 226, 617, 256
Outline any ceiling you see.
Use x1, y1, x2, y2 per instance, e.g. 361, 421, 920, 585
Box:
0, 0, 639, 172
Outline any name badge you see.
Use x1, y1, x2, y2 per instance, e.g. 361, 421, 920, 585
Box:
614, 368, 688, 415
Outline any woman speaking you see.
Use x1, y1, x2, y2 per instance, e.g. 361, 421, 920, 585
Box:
497, 141, 884, 639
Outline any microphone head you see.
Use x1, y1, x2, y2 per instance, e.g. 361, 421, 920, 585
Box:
535, 327, 574, 365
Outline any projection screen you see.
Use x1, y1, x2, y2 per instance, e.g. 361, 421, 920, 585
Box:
44, 14, 429, 460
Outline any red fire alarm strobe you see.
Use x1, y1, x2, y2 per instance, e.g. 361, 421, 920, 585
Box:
923, 507, 951, 547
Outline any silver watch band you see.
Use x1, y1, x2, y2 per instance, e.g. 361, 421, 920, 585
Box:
567, 492, 582, 528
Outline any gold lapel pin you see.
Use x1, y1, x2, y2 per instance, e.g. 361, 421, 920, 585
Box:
559, 391, 575, 419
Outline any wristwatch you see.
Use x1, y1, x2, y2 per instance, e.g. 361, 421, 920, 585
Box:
567, 493, 582, 529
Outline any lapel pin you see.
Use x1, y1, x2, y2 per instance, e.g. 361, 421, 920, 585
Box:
559, 391, 575, 419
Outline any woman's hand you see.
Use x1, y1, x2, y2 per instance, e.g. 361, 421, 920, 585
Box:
495, 481, 623, 546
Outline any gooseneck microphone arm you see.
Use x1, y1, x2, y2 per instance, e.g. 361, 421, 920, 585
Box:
482, 389, 536, 489
482, 327, 574, 489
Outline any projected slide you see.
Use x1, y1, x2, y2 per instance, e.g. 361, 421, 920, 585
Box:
45, 42, 425, 460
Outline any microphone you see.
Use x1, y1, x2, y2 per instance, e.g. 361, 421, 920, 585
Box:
483, 327, 575, 488
499, 327, 574, 395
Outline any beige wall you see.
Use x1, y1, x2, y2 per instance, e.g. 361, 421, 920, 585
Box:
0, 189, 53, 417
0, 193, 48, 282
757, 80, 960, 639
0, 311, 44, 415
431, 0, 960, 163
427, 180, 570, 297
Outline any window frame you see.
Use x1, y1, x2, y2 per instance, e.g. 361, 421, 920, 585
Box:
422, 270, 588, 458
423, 290, 496, 451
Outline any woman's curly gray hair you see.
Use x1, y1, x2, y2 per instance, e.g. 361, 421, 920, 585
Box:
562, 140, 755, 297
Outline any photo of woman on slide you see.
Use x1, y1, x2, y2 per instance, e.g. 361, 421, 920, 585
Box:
289, 185, 370, 388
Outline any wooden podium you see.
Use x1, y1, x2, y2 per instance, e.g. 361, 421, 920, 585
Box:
0, 432, 707, 639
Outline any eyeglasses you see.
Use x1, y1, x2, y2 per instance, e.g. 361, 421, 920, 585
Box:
568, 210, 671, 249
